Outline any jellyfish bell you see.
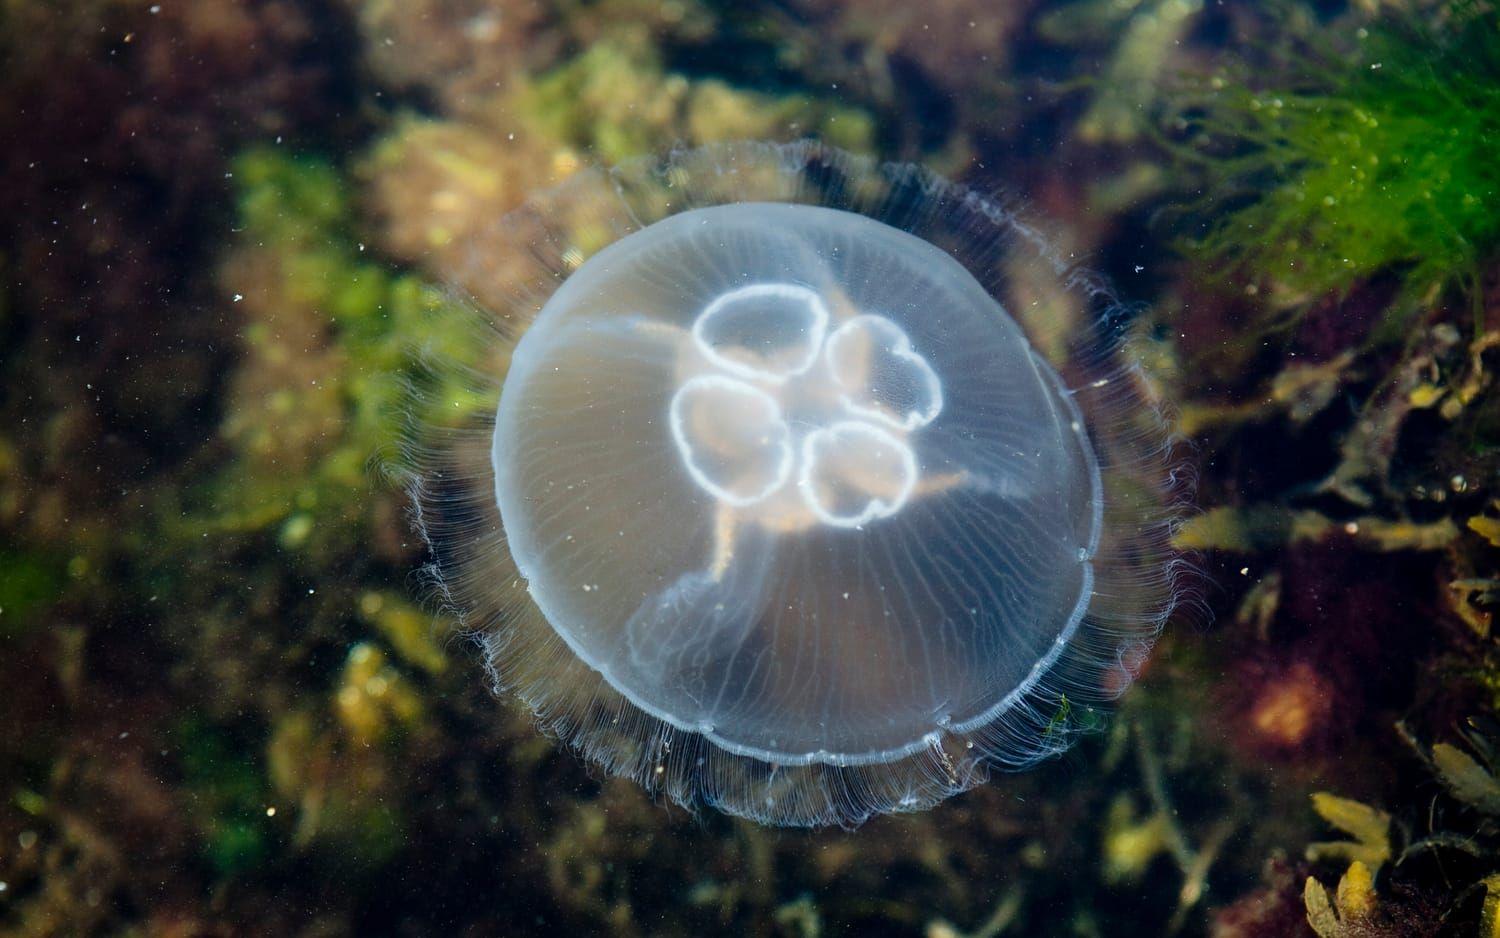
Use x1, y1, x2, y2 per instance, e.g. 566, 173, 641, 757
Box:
399, 141, 1189, 827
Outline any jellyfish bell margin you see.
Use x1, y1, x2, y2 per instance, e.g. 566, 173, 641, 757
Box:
391, 140, 1195, 829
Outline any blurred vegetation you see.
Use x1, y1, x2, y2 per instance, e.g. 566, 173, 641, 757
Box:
201, 147, 456, 548
2, 0, 1500, 935
517, 39, 874, 162
0, 549, 66, 642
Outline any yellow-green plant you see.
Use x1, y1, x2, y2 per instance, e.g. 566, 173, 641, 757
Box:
1173, 2, 1500, 327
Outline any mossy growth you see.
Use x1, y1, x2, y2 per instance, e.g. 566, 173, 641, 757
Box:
265, 704, 410, 871
516, 40, 875, 162
1174, 1, 1500, 324
173, 717, 276, 876
187, 148, 468, 547
0, 548, 66, 642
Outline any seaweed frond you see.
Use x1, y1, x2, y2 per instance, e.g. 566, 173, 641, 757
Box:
1171, 1, 1500, 323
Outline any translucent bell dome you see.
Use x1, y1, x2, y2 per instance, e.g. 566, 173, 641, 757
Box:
399, 142, 1187, 827
494, 201, 1099, 766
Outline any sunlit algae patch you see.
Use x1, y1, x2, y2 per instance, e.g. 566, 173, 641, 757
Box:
397, 141, 1189, 827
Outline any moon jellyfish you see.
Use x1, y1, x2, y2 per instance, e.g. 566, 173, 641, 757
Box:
398, 141, 1188, 827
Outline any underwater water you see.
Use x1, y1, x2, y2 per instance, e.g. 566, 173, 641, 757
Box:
4, 0, 1500, 935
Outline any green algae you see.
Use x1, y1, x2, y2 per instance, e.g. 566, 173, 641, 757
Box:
1176, 2, 1500, 319
517, 40, 875, 161
191, 148, 460, 546
0, 549, 65, 642
174, 717, 276, 876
